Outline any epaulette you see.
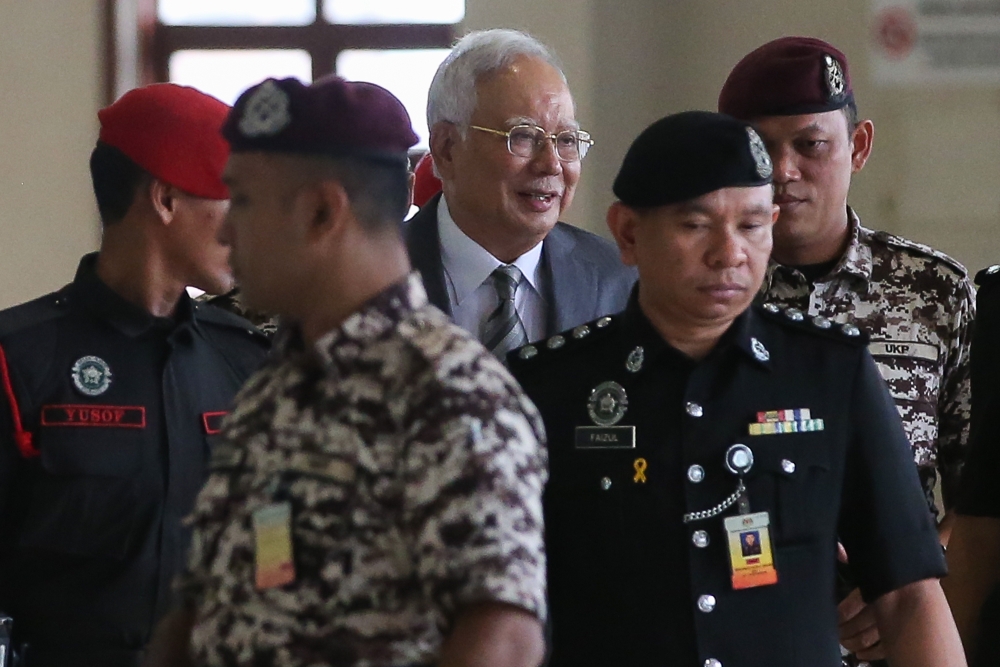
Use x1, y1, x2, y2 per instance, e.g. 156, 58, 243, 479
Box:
193, 301, 270, 345
508, 314, 618, 372
975, 264, 1000, 289
756, 302, 869, 346
0, 287, 71, 338
871, 230, 968, 279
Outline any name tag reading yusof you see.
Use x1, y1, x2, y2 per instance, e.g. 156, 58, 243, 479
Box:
869, 341, 939, 363
574, 426, 636, 449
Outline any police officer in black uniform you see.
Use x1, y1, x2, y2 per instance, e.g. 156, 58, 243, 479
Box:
0, 84, 269, 667
509, 111, 963, 667
944, 264, 1000, 666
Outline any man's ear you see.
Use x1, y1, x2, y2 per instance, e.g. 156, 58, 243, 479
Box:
304, 178, 352, 246
850, 119, 874, 174
429, 121, 460, 182
148, 179, 178, 226
606, 201, 640, 267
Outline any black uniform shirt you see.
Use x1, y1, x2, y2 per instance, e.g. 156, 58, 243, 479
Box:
510, 293, 945, 667
0, 254, 269, 658
957, 265, 1000, 516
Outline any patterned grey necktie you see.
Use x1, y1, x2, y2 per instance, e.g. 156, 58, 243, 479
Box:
483, 264, 528, 358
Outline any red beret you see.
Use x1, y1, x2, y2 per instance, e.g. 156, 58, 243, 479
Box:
718, 37, 853, 120
98, 83, 231, 200
223, 76, 418, 164
412, 153, 442, 208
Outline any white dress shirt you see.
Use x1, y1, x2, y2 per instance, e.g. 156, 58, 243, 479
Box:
437, 196, 547, 344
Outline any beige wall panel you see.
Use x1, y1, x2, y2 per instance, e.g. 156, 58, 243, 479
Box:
0, 0, 102, 310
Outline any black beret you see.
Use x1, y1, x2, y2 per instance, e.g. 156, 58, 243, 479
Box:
223, 76, 418, 165
719, 36, 853, 120
613, 111, 772, 208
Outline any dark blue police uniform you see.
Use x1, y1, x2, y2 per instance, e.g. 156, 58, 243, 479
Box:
0, 254, 269, 667
510, 292, 946, 667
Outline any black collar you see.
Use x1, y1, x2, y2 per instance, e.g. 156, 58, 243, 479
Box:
66, 253, 196, 338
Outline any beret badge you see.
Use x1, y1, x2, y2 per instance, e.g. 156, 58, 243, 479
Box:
238, 80, 292, 138
746, 127, 772, 179
824, 54, 846, 99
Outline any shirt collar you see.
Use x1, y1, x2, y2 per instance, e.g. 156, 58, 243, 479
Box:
69, 252, 195, 338
437, 195, 543, 304
307, 272, 429, 369
764, 206, 872, 290
619, 286, 772, 373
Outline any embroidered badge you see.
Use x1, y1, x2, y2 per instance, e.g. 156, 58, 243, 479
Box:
202, 411, 229, 435
238, 80, 291, 138
41, 404, 145, 428
750, 337, 770, 362
746, 127, 773, 179
626, 346, 644, 373
588, 381, 629, 427
71, 356, 112, 396
824, 54, 846, 98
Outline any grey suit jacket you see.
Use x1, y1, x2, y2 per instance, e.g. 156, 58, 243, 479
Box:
403, 194, 637, 340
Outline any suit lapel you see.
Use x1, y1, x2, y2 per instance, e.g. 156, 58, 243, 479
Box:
402, 193, 452, 316
543, 223, 596, 335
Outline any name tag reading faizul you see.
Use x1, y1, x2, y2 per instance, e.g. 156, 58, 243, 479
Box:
575, 425, 636, 449
252, 502, 296, 590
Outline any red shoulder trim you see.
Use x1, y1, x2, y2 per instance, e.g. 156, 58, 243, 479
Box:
0, 342, 37, 458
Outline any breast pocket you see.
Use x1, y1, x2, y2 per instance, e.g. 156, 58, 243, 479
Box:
18, 423, 144, 559
872, 354, 941, 447
745, 436, 833, 546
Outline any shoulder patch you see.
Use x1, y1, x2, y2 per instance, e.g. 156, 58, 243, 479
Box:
508, 315, 618, 370
871, 230, 968, 279
975, 264, 1000, 288
0, 288, 71, 338
756, 303, 869, 345
194, 302, 269, 345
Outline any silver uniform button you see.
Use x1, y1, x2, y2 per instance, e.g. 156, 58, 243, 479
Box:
812, 315, 832, 329
692, 530, 709, 548
547, 335, 565, 350
989, 265, 1000, 275
572, 325, 591, 339
841, 323, 861, 337
600, 477, 612, 491
705, 660, 722, 667
596, 316, 612, 328
687, 465, 705, 483
762, 302, 780, 313
781, 459, 797, 474
686, 402, 704, 418
518, 345, 538, 360
784, 308, 805, 322
697, 594, 716, 613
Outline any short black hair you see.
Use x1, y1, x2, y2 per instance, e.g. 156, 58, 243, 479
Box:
89, 141, 150, 225
843, 101, 860, 134
307, 155, 410, 234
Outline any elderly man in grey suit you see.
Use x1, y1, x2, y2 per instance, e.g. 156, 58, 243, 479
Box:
405, 29, 636, 357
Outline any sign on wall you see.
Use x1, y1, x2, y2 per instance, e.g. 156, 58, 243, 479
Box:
872, 0, 1000, 83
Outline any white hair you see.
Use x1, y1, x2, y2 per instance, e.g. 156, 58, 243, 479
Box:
427, 29, 566, 131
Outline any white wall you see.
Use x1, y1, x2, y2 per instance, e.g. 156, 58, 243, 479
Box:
0, 0, 103, 310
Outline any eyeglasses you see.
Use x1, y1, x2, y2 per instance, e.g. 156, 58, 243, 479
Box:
469, 124, 594, 162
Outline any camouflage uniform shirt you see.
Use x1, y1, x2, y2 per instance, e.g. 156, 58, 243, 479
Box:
197, 288, 280, 337
177, 273, 548, 667
760, 208, 974, 514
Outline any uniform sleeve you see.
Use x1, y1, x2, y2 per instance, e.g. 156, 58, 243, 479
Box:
403, 364, 548, 624
957, 285, 1000, 516
936, 274, 975, 509
839, 351, 946, 603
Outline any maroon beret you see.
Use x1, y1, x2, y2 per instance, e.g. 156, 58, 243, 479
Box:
718, 37, 853, 120
98, 83, 231, 200
223, 76, 418, 164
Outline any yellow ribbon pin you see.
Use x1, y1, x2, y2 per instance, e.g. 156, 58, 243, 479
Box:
633, 457, 648, 483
